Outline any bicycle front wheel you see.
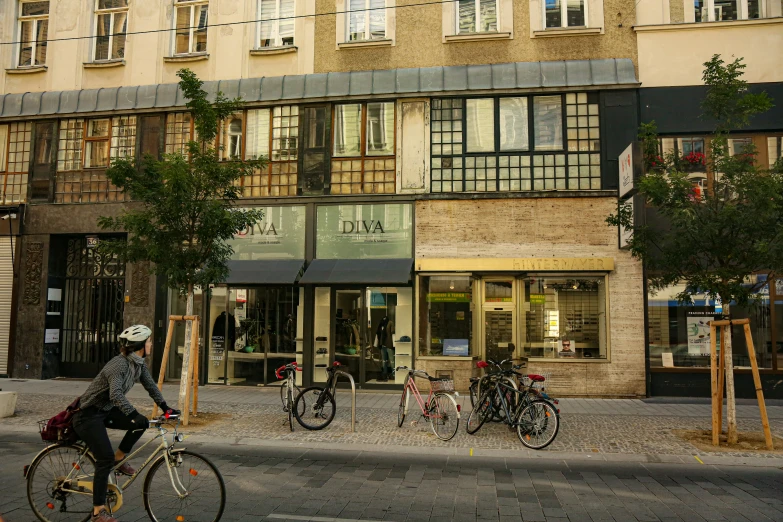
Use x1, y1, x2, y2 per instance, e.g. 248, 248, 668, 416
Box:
397, 381, 409, 427
466, 389, 493, 435
516, 400, 560, 450
280, 382, 302, 411
143, 449, 226, 522
27, 443, 96, 522
428, 393, 460, 441
294, 387, 336, 430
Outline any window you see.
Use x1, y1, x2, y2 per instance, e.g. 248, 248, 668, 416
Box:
18, 1, 49, 67
258, 0, 294, 47
768, 137, 783, 168
57, 119, 84, 172
110, 116, 137, 158
432, 95, 594, 193
241, 106, 299, 197
94, 0, 128, 61
348, 0, 386, 41
164, 113, 193, 155
522, 276, 607, 360
332, 102, 395, 194
85, 119, 111, 168
693, 0, 774, 20
1, 123, 31, 204
174, 0, 208, 55
218, 114, 244, 161
457, 0, 498, 33
418, 276, 475, 357
545, 0, 586, 28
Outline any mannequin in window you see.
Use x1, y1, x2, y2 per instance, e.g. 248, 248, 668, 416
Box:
374, 316, 394, 382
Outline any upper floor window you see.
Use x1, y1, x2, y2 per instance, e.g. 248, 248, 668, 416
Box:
57, 117, 137, 171
768, 137, 782, 168
457, 0, 498, 33
258, 0, 294, 47
693, 0, 776, 20
94, 0, 128, 61
545, 0, 586, 28
174, 0, 208, 55
18, 1, 49, 67
348, 0, 386, 41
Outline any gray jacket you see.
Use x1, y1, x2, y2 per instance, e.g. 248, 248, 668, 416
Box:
79, 354, 166, 416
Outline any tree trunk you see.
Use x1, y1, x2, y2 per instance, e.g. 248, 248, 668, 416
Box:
178, 285, 195, 413
722, 300, 738, 444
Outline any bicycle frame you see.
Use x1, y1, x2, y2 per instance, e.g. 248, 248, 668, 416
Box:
402, 374, 438, 420
483, 379, 536, 428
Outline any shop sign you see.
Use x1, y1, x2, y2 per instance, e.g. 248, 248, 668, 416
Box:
529, 294, 546, 305
619, 142, 643, 199
486, 297, 512, 303
316, 203, 412, 259
228, 206, 305, 260
427, 292, 471, 302
686, 312, 715, 356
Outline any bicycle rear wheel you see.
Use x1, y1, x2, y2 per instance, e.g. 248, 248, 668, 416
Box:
27, 443, 96, 522
294, 387, 336, 430
466, 389, 493, 435
516, 400, 560, 450
428, 393, 460, 441
143, 449, 226, 522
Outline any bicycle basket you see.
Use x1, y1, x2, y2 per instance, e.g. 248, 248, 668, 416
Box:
430, 379, 455, 393
39, 419, 78, 444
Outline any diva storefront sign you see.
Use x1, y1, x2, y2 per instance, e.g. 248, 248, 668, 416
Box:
316, 203, 413, 259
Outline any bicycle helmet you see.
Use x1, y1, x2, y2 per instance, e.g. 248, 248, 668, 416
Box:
119, 324, 152, 353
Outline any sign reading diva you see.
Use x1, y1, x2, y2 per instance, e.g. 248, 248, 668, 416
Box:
317, 203, 412, 259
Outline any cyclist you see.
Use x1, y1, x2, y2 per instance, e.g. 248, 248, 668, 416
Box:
72, 324, 180, 522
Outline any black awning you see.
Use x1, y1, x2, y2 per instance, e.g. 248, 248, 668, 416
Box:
225, 259, 305, 285
299, 259, 413, 285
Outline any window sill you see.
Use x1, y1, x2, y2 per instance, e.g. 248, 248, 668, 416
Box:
444, 31, 512, 43
338, 38, 393, 49
6, 65, 47, 75
532, 27, 602, 37
83, 59, 126, 69
163, 53, 209, 63
634, 17, 783, 32
524, 357, 609, 362
417, 356, 477, 361
250, 46, 298, 56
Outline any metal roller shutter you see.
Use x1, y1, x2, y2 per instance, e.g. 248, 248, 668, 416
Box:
0, 237, 15, 376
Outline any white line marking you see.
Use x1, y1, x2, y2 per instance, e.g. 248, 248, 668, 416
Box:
267, 515, 399, 522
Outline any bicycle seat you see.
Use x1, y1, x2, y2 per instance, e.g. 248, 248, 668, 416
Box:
527, 374, 546, 382
476, 361, 489, 369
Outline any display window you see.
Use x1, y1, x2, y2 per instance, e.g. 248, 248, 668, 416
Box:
418, 275, 476, 357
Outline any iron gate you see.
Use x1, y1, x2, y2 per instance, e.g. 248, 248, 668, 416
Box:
59, 237, 126, 377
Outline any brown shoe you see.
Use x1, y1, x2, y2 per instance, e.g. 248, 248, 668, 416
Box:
114, 461, 136, 476
91, 509, 118, 522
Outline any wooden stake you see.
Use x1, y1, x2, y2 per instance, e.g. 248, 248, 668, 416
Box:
192, 317, 199, 417
153, 318, 176, 418
709, 321, 719, 446
742, 322, 774, 450
182, 317, 199, 426
717, 326, 725, 435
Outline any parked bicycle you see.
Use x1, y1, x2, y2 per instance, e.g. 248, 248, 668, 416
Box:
26, 413, 226, 522
466, 364, 560, 449
469, 359, 520, 422
276, 361, 304, 431
396, 366, 460, 441
293, 361, 351, 430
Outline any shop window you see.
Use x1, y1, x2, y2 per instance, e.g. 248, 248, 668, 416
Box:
433, 94, 597, 193
174, 0, 208, 55
418, 276, 475, 357
522, 276, 607, 360
17, 1, 49, 67
1, 123, 31, 204
258, 0, 295, 48
768, 136, 783, 168
94, 0, 128, 61
332, 102, 395, 194
164, 112, 193, 155
648, 277, 773, 369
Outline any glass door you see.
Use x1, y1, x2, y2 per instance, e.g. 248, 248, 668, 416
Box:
365, 288, 398, 384
482, 279, 517, 362
334, 290, 362, 381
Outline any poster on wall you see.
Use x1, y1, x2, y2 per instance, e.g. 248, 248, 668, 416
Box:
686, 313, 714, 356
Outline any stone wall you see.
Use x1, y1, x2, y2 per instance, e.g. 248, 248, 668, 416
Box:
414, 197, 646, 398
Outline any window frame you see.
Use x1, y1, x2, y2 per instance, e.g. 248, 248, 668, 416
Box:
92, 0, 129, 62
84, 119, 112, 169
346, 0, 387, 41
543, 0, 588, 29
456, 0, 500, 34
692, 0, 769, 21
256, 0, 295, 48
173, 0, 209, 56
17, 0, 50, 67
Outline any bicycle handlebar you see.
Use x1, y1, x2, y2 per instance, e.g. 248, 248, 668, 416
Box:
275, 362, 301, 380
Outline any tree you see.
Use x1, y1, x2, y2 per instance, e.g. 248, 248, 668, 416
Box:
99, 69, 265, 412
607, 55, 782, 443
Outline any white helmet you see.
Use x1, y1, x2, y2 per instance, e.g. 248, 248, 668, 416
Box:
119, 324, 152, 343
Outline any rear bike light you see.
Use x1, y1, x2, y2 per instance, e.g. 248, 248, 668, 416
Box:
177, 516, 185, 521
23, 465, 29, 477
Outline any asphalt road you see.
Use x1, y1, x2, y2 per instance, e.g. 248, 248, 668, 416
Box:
2, 432, 783, 522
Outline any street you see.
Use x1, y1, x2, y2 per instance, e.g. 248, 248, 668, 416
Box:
2, 431, 783, 522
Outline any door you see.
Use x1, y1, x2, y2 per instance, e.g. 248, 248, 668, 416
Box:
364, 287, 399, 384
333, 289, 362, 381
299, 105, 330, 195
30, 121, 56, 201
482, 279, 517, 362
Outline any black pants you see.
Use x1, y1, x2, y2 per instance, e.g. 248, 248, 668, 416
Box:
73, 407, 146, 507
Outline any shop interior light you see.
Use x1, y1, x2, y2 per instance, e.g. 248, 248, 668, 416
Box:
449, 281, 455, 290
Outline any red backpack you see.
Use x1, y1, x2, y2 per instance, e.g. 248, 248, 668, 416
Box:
40, 398, 81, 444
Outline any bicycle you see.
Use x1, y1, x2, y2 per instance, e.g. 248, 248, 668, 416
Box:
466, 368, 560, 449
25, 413, 226, 522
469, 359, 520, 423
276, 361, 304, 431
293, 361, 348, 430
395, 366, 460, 441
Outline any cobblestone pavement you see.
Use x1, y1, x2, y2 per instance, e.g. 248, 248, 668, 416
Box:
2, 435, 783, 522
2, 379, 783, 463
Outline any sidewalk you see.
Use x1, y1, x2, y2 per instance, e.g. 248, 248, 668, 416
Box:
2, 377, 783, 467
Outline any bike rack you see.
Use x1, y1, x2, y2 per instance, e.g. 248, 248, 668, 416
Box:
332, 370, 357, 433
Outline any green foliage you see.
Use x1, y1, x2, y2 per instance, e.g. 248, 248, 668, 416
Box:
607, 55, 782, 309
98, 68, 267, 293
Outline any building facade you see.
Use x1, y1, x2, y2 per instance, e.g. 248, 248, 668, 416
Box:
635, 0, 783, 398
1, 0, 647, 397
